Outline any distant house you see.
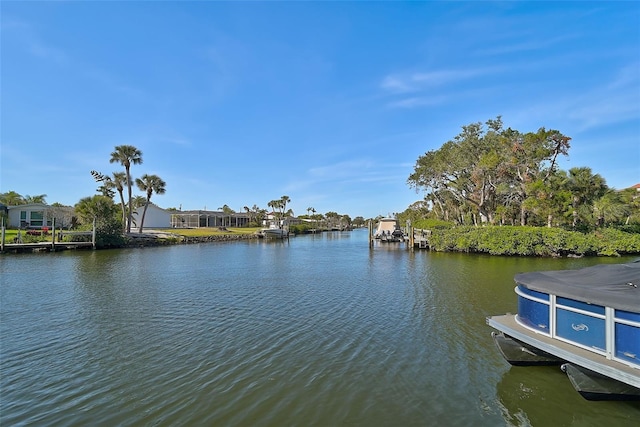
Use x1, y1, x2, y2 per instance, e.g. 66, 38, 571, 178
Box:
131, 203, 172, 230
5, 203, 75, 229
170, 209, 250, 228
7, 203, 51, 228
262, 212, 302, 228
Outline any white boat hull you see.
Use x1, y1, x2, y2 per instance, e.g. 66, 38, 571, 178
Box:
262, 228, 289, 239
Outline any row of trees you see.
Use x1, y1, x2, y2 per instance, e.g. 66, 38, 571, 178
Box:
217, 198, 362, 231
406, 117, 639, 231
0, 192, 48, 205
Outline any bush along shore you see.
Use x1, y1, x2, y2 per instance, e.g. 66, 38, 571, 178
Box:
5, 226, 639, 257
424, 226, 640, 257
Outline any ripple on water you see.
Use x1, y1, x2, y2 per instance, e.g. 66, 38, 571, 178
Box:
2, 239, 639, 426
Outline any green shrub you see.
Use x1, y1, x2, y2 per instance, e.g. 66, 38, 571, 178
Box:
425, 225, 640, 257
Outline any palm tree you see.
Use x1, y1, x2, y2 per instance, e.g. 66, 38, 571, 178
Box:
75, 195, 118, 226
280, 196, 290, 216
23, 194, 47, 204
566, 167, 607, 229
131, 195, 147, 209
112, 172, 127, 232
593, 191, 628, 227
135, 174, 166, 233
218, 204, 235, 227
0, 191, 25, 205
110, 145, 143, 233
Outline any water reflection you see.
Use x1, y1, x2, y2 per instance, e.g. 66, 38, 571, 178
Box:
496, 365, 640, 426
1, 236, 639, 426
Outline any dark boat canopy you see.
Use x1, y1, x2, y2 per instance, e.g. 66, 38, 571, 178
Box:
515, 261, 640, 313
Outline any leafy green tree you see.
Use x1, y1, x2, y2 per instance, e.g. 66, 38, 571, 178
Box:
408, 119, 503, 224
397, 200, 431, 227
499, 124, 571, 225
408, 118, 571, 226
353, 216, 366, 228
92, 170, 128, 232
74, 195, 124, 247
521, 171, 572, 227
135, 174, 166, 233
110, 145, 143, 233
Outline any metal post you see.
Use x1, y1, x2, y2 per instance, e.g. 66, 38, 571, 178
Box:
92, 218, 97, 249
409, 223, 414, 251
51, 218, 56, 251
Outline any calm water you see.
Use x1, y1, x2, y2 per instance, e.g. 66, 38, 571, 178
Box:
1, 229, 639, 426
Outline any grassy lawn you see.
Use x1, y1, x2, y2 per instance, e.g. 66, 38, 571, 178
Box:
2, 229, 53, 243
1, 227, 263, 243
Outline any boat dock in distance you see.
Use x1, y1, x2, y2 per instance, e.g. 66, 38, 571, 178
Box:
368, 218, 431, 249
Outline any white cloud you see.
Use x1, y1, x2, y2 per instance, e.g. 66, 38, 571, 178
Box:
380, 66, 504, 109
380, 75, 415, 93
388, 96, 448, 109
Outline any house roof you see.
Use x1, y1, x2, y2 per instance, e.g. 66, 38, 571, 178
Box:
7, 203, 49, 209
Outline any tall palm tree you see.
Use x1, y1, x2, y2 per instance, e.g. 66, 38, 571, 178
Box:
280, 196, 290, 216
110, 145, 143, 233
135, 174, 166, 233
112, 172, 127, 232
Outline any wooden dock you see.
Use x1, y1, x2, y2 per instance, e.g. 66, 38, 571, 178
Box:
1, 222, 96, 253
368, 221, 431, 250
410, 228, 431, 249
1, 239, 94, 253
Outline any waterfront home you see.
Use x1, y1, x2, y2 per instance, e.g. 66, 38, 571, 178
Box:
169, 209, 251, 228
5, 203, 74, 229
131, 203, 172, 230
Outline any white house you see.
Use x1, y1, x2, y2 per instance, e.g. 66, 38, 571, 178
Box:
5, 203, 75, 229
132, 203, 172, 230
7, 203, 51, 228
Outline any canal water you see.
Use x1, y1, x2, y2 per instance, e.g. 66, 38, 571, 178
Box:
1, 229, 639, 426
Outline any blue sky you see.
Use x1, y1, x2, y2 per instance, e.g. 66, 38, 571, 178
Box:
2, 1, 639, 219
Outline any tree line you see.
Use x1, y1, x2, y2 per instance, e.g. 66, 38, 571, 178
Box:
404, 117, 639, 231
1, 145, 361, 241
